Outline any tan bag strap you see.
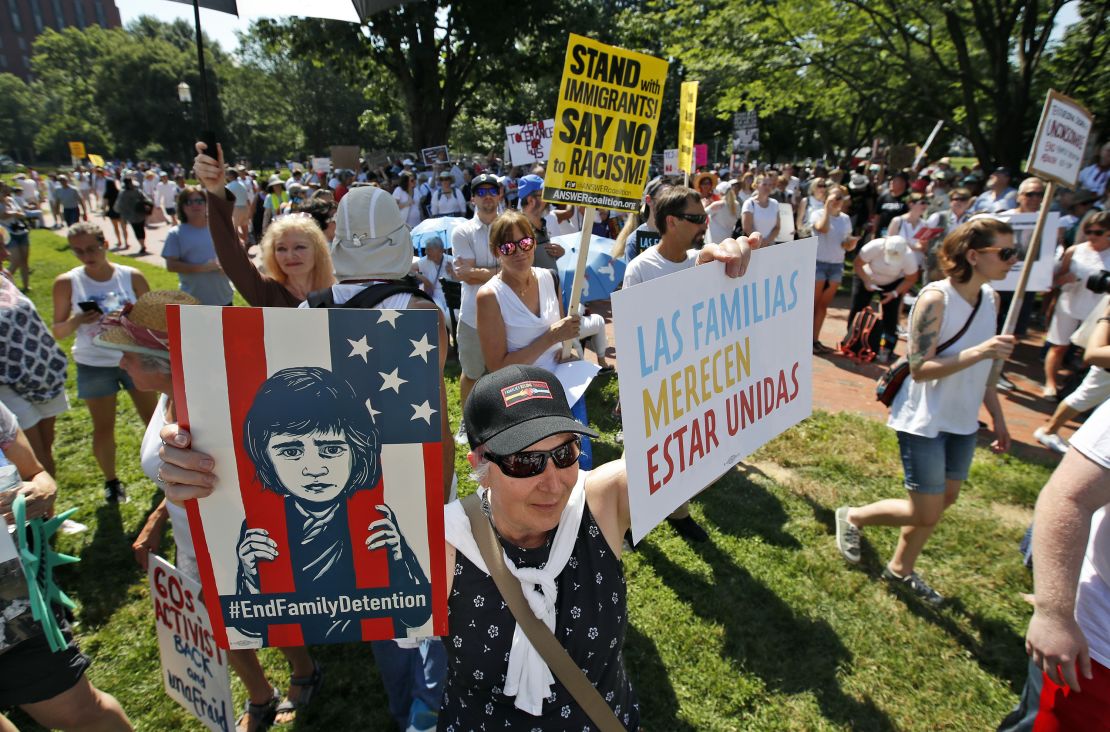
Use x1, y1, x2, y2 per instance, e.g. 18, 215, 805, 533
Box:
461, 493, 625, 732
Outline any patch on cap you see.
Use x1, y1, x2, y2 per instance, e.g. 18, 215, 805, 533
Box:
501, 380, 553, 407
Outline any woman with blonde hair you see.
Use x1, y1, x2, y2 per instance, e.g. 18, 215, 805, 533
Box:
705, 186, 740, 245
194, 143, 336, 307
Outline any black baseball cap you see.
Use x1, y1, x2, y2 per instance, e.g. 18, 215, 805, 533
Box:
471, 173, 501, 190
464, 365, 598, 454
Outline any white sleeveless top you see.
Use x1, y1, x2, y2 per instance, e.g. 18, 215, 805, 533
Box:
484, 267, 561, 373
888, 280, 997, 437
1059, 242, 1110, 319
891, 216, 928, 267
140, 394, 195, 569
68, 264, 139, 367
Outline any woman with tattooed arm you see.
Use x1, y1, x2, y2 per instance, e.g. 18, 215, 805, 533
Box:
833, 218, 1016, 605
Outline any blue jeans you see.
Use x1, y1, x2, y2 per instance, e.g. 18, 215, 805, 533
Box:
371, 638, 447, 731
896, 430, 977, 494
996, 658, 1042, 731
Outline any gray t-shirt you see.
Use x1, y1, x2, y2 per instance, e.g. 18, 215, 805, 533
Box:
162, 224, 234, 305
53, 186, 82, 209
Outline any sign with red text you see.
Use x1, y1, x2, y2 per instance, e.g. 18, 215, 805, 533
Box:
663, 149, 679, 176
989, 211, 1060, 292
612, 240, 817, 542
149, 555, 233, 732
1027, 90, 1093, 188
506, 119, 556, 164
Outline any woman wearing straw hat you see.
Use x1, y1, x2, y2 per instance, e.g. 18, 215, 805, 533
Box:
102, 290, 324, 732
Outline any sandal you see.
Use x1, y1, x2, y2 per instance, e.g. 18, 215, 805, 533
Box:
274, 661, 324, 726
236, 687, 280, 732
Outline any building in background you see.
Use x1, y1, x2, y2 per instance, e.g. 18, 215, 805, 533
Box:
1, 0, 121, 81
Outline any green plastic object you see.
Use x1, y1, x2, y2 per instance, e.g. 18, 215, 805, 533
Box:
12, 495, 80, 652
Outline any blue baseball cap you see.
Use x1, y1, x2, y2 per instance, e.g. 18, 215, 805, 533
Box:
516, 174, 544, 201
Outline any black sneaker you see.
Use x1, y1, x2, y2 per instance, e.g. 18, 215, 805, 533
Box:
667, 515, 708, 542
104, 479, 127, 504
882, 566, 944, 606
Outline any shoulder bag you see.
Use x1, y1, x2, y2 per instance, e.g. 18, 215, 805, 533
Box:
876, 288, 982, 406
461, 494, 627, 732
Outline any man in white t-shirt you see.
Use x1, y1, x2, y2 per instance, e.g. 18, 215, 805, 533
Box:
155, 172, 179, 226
847, 235, 919, 363
430, 172, 467, 218
450, 173, 503, 443
1008, 395, 1110, 730
622, 186, 756, 543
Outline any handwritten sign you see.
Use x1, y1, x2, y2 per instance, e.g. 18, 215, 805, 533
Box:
1027, 90, 1094, 188
149, 555, 233, 732
663, 149, 679, 176
989, 211, 1060, 292
543, 34, 669, 213
678, 82, 698, 175
506, 120, 556, 164
612, 240, 817, 541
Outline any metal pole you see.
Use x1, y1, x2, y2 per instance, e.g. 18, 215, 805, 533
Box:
192, 0, 212, 131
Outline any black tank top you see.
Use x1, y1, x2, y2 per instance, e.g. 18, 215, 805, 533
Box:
439, 501, 639, 731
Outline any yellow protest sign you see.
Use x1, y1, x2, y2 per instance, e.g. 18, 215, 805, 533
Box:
542, 34, 668, 213
678, 82, 698, 175
68, 141, 86, 159
87, 154, 105, 167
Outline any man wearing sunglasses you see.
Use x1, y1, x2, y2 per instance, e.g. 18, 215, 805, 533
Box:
430, 170, 467, 218
516, 174, 565, 272
620, 186, 757, 542
452, 174, 505, 443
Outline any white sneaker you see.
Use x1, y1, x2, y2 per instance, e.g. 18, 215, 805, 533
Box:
453, 421, 468, 445
1034, 427, 1069, 455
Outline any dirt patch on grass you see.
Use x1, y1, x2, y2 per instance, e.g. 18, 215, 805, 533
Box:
989, 502, 1034, 529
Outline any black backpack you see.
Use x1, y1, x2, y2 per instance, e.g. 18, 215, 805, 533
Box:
306, 275, 436, 309
839, 305, 882, 362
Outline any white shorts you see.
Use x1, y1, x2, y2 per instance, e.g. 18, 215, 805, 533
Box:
1064, 367, 1110, 413
1047, 310, 1083, 346
0, 386, 69, 430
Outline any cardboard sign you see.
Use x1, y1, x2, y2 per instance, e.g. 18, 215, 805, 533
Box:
888, 144, 916, 172
67, 141, 86, 159
733, 111, 759, 152
168, 306, 448, 649
149, 555, 234, 732
421, 146, 450, 165
663, 149, 679, 176
990, 211, 1060, 292
330, 146, 360, 172
612, 240, 817, 541
311, 157, 331, 174
678, 82, 698, 175
1027, 90, 1094, 188
543, 33, 669, 213
87, 153, 105, 168
506, 120, 556, 164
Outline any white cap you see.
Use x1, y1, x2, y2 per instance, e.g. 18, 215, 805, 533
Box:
882, 235, 910, 264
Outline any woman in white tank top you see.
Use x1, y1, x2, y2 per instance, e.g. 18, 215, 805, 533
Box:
887, 192, 931, 270
834, 218, 1018, 605
51, 223, 154, 502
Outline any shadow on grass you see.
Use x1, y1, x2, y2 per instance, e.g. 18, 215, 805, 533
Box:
638, 539, 896, 731
68, 503, 142, 627
624, 622, 698, 732
700, 464, 800, 549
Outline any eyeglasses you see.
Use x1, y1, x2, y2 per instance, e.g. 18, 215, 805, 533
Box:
474, 187, 500, 198
497, 236, 536, 256
979, 246, 1018, 260
485, 438, 581, 478
185, 197, 206, 205
676, 212, 708, 225
1087, 229, 1107, 237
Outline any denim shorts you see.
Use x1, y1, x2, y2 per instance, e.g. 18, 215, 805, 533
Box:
896, 430, 977, 494
76, 363, 136, 399
815, 260, 844, 283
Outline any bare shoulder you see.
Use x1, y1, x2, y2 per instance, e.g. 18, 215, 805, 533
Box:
584, 459, 627, 506
445, 542, 457, 596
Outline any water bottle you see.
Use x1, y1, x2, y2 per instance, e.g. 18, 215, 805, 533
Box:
0, 455, 19, 493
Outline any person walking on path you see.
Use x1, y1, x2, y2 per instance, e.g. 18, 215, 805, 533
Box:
834, 218, 1016, 605
113, 175, 150, 256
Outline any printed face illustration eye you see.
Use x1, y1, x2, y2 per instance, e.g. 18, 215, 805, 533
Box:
266, 429, 353, 504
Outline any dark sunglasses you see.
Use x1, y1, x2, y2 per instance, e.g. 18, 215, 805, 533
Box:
980, 246, 1018, 260
1087, 228, 1107, 236
1021, 190, 1045, 198
676, 212, 708, 225
185, 197, 206, 205
485, 438, 581, 478
498, 236, 536, 256
474, 187, 500, 198
950, 196, 970, 202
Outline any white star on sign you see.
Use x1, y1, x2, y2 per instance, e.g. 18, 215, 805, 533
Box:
379, 367, 408, 393
410, 400, 436, 425
409, 333, 436, 362
377, 309, 402, 328
347, 335, 373, 363
364, 398, 381, 422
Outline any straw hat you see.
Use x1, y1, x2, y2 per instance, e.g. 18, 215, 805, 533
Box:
94, 290, 198, 359
692, 171, 719, 190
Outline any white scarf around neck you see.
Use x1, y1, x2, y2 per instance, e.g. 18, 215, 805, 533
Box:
443, 473, 588, 716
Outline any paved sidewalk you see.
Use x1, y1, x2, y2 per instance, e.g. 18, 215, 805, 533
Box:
49, 205, 176, 262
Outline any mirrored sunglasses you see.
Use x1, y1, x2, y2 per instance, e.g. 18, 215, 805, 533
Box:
498, 236, 535, 256
485, 438, 581, 478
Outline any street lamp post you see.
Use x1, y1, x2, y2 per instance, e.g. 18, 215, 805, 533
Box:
178, 82, 192, 172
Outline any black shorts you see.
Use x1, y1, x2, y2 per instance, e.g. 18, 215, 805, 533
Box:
0, 616, 89, 707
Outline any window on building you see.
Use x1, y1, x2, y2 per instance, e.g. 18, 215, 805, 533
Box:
17, 37, 26, 52
93, 0, 104, 26
0, 55, 7, 70
51, 0, 64, 28
9, 0, 23, 33
31, 0, 44, 31
73, 0, 85, 28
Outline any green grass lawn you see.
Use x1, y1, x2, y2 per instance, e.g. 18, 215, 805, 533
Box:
6, 228, 1051, 731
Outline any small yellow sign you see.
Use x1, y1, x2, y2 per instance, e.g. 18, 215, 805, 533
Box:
68, 141, 86, 159
87, 154, 105, 167
678, 82, 698, 176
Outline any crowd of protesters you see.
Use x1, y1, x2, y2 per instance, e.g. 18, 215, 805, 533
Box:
0, 135, 1108, 731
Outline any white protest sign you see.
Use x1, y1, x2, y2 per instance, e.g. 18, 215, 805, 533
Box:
613, 240, 817, 542
1026, 90, 1093, 188
506, 119, 556, 165
663, 149, 679, 176
776, 202, 795, 242
149, 555, 233, 732
311, 157, 330, 174
989, 211, 1060, 292
732, 110, 759, 152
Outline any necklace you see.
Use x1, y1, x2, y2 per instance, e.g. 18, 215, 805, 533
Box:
503, 270, 533, 298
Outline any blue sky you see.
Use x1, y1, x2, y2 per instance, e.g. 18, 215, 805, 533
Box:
117, 0, 1082, 57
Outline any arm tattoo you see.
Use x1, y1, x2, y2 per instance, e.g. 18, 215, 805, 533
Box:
909, 302, 939, 369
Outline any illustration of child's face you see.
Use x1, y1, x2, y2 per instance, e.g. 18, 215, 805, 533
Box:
266, 429, 353, 504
